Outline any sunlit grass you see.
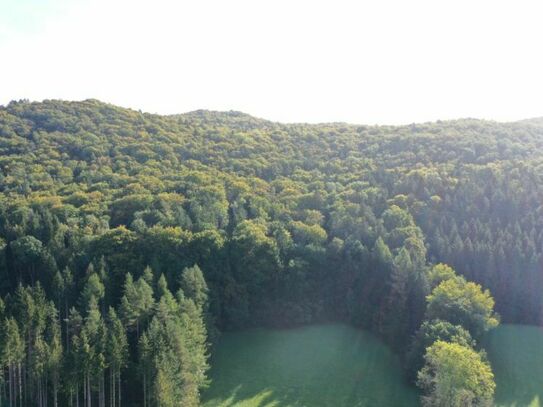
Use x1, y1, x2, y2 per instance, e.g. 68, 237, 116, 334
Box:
202, 324, 419, 407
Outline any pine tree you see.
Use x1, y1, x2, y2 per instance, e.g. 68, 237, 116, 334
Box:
180, 265, 208, 311
178, 298, 210, 405
106, 308, 127, 407
378, 248, 411, 346
80, 273, 105, 312
155, 275, 178, 320
136, 275, 209, 407
180, 265, 217, 343
45, 305, 62, 407
65, 307, 83, 407
76, 296, 107, 407
137, 333, 151, 407
1, 318, 24, 407
120, 273, 154, 338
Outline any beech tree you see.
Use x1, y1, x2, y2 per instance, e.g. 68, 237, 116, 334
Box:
417, 341, 495, 407
406, 319, 474, 382
426, 277, 499, 340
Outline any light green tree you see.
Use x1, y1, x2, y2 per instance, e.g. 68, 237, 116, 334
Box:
426, 277, 499, 339
417, 340, 495, 406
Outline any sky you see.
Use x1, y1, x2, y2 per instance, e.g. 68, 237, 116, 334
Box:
1, 0, 542, 125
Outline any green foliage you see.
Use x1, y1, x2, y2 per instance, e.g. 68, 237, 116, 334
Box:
120, 272, 154, 336
180, 264, 209, 311
414, 264, 499, 406
406, 319, 474, 382
106, 307, 128, 382
80, 271, 105, 309
1, 317, 24, 367
426, 277, 499, 340
417, 340, 495, 406
427, 263, 457, 289
0, 99, 531, 405
139, 282, 209, 407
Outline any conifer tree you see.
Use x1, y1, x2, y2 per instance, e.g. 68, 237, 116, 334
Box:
120, 273, 154, 338
1, 318, 24, 407
106, 308, 127, 407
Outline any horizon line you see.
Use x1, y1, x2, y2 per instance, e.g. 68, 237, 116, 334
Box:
2, 97, 542, 128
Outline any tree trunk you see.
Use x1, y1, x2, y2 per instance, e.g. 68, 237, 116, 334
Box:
1, 368, 4, 407
9, 365, 13, 407
17, 363, 22, 407
87, 376, 91, 407
45, 375, 49, 407
65, 301, 69, 351
110, 369, 115, 407
21, 364, 25, 407
100, 373, 105, 407
143, 371, 146, 407
53, 381, 58, 407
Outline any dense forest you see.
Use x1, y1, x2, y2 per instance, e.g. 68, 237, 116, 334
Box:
0, 99, 541, 405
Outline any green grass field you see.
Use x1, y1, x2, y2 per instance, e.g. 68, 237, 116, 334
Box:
201, 324, 419, 407
484, 324, 543, 407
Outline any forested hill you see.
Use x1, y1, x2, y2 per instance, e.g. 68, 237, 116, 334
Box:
0, 99, 539, 405
1, 99, 542, 324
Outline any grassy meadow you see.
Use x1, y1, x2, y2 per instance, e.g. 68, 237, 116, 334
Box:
202, 324, 419, 407
484, 324, 543, 407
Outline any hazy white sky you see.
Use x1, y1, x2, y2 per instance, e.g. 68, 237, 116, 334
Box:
1, 0, 542, 124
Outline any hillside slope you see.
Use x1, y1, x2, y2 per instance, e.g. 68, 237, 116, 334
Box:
0, 98, 542, 329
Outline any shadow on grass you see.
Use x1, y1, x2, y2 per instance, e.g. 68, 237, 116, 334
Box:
201, 324, 419, 407
484, 325, 543, 407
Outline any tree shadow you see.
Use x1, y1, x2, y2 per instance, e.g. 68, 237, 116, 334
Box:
484, 325, 543, 407
201, 324, 420, 407
203, 381, 418, 407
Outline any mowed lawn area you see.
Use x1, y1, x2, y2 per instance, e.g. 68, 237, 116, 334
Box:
484, 324, 543, 407
202, 324, 419, 407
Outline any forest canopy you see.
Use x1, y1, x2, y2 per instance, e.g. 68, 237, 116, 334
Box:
0, 99, 540, 406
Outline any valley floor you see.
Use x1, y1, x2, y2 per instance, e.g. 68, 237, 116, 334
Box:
202, 324, 419, 407
484, 324, 543, 407
203, 323, 543, 407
